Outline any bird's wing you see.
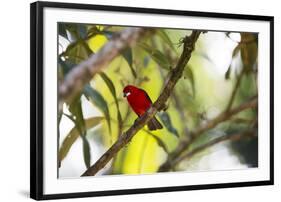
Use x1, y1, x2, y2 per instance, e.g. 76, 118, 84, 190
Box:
139, 89, 153, 103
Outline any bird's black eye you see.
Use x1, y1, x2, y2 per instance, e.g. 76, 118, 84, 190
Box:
123, 91, 131, 97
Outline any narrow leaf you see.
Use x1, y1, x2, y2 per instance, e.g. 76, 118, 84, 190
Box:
69, 96, 85, 131
122, 48, 137, 78
64, 24, 88, 40
232, 44, 241, 57
101, 30, 114, 40
62, 40, 93, 64
145, 130, 169, 153
225, 65, 232, 80
64, 24, 80, 41
58, 24, 68, 38
157, 30, 176, 52
99, 72, 116, 98
143, 56, 150, 67
58, 58, 76, 76
183, 66, 196, 96
59, 117, 103, 163
139, 43, 170, 70
82, 135, 91, 168
87, 26, 100, 37
158, 112, 179, 138
83, 85, 111, 132
225, 44, 241, 80
99, 72, 123, 132
77, 24, 88, 39
62, 43, 85, 64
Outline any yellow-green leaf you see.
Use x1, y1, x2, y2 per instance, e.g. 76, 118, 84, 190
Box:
59, 117, 103, 164
99, 72, 117, 98
139, 43, 170, 70
145, 130, 169, 154
158, 112, 179, 138
83, 85, 111, 132
183, 66, 195, 96
157, 30, 176, 52
99, 72, 123, 133
62, 40, 92, 64
82, 135, 91, 168
122, 48, 137, 78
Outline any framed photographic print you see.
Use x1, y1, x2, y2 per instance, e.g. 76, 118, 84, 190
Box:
30, 1, 274, 200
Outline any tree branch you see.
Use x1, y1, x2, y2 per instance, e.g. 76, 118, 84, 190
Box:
81, 31, 201, 176
225, 68, 245, 111
173, 129, 256, 168
59, 27, 150, 104
158, 96, 257, 172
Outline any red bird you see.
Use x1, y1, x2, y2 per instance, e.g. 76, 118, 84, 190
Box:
123, 85, 163, 130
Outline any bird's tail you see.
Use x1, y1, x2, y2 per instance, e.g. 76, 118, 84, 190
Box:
147, 117, 163, 130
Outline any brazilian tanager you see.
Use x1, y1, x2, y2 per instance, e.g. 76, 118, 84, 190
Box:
123, 85, 163, 130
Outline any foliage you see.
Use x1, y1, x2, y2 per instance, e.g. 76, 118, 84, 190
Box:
58, 23, 258, 176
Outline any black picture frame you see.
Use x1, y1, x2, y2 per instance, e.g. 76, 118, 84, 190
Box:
30, 1, 274, 200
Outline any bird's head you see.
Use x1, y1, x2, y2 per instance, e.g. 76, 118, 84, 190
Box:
123, 85, 138, 98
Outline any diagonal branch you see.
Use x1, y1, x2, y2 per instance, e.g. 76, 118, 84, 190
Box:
158, 96, 257, 172
225, 68, 245, 112
81, 31, 201, 176
59, 27, 151, 104
173, 129, 256, 168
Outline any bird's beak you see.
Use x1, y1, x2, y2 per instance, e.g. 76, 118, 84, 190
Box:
123, 92, 131, 97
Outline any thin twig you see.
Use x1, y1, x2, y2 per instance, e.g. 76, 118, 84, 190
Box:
225, 69, 245, 111
158, 96, 257, 172
173, 129, 255, 168
81, 31, 201, 176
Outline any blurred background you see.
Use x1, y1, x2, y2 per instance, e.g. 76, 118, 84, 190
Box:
58, 24, 258, 178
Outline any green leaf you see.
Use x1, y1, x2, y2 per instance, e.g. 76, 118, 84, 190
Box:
69, 97, 89, 171
157, 30, 176, 52
102, 30, 114, 39
225, 65, 232, 80
145, 130, 169, 153
99, 72, 116, 98
225, 44, 241, 80
158, 112, 179, 138
58, 58, 76, 76
139, 43, 170, 70
62, 40, 93, 64
143, 56, 150, 67
82, 135, 91, 168
87, 26, 99, 37
232, 44, 241, 57
83, 85, 111, 132
183, 66, 195, 96
77, 24, 88, 39
64, 24, 88, 40
99, 72, 123, 134
59, 117, 103, 163
122, 48, 137, 78
239, 73, 256, 100
122, 48, 133, 66
81, 40, 94, 56
58, 24, 68, 38
68, 96, 85, 132
99, 30, 114, 40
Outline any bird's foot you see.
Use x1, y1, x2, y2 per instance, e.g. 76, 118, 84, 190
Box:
134, 116, 142, 124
